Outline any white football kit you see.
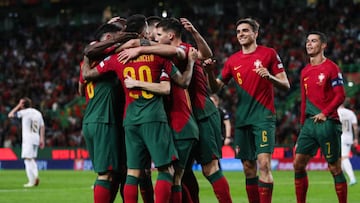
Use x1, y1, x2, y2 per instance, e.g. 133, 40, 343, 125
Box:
16, 108, 44, 158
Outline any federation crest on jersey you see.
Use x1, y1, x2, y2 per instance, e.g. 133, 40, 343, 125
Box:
317, 72, 325, 85
254, 59, 262, 68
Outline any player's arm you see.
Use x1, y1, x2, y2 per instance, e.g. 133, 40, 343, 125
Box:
352, 121, 359, 147
39, 124, 45, 149
180, 18, 213, 60
81, 56, 101, 81
84, 32, 139, 59
8, 99, 25, 118
124, 48, 197, 92
114, 38, 165, 53
270, 71, 290, 91
170, 47, 197, 88
321, 86, 345, 119
124, 75, 170, 95
117, 43, 186, 64
202, 59, 225, 93
78, 82, 85, 96
300, 73, 306, 125
223, 118, 232, 145
254, 64, 290, 91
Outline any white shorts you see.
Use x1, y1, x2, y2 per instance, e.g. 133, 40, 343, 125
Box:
341, 142, 352, 157
21, 144, 38, 159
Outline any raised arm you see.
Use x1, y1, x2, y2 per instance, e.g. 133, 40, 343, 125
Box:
203, 59, 224, 93
180, 18, 213, 60
84, 32, 139, 59
8, 99, 24, 118
170, 47, 197, 88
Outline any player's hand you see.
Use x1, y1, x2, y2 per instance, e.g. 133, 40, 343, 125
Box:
124, 75, 138, 88
202, 58, 216, 73
253, 64, 270, 79
224, 137, 232, 146
83, 55, 89, 63
353, 138, 358, 147
311, 113, 327, 123
180, 18, 197, 33
107, 16, 121, 24
18, 99, 26, 108
39, 141, 45, 149
117, 47, 141, 64
188, 47, 198, 63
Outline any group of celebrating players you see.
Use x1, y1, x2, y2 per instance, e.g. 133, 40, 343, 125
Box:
79, 12, 348, 203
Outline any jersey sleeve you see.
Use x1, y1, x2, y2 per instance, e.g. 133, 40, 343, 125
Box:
269, 48, 285, 76
96, 55, 116, 74
300, 70, 306, 125
351, 111, 358, 125
219, 59, 233, 84
160, 69, 170, 82
158, 56, 177, 81
322, 64, 345, 116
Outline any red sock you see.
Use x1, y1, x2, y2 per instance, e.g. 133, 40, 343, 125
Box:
182, 171, 199, 203
154, 180, 172, 203
294, 173, 308, 203
124, 184, 138, 203
335, 182, 347, 203
94, 184, 111, 203
210, 175, 232, 203
182, 183, 194, 203
171, 185, 182, 203
258, 180, 273, 203
246, 177, 260, 203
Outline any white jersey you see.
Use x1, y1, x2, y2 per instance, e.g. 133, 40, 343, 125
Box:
337, 107, 357, 144
16, 108, 45, 145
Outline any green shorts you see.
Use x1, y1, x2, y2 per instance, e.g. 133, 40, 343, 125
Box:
234, 121, 275, 160
174, 139, 197, 169
296, 118, 342, 163
82, 122, 125, 173
125, 122, 178, 169
194, 112, 221, 164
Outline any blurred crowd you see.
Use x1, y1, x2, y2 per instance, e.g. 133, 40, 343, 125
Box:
0, 1, 359, 148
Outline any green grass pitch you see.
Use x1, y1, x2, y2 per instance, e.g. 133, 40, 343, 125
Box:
0, 170, 359, 203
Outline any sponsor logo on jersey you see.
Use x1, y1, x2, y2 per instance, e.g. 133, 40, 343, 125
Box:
234, 65, 242, 70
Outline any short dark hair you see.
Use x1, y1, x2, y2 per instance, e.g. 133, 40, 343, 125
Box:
236, 18, 260, 32
124, 14, 147, 34
23, 97, 32, 108
156, 18, 182, 38
147, 16, 162, 26
307, 31, 327, 43
93, 23, 122, 41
